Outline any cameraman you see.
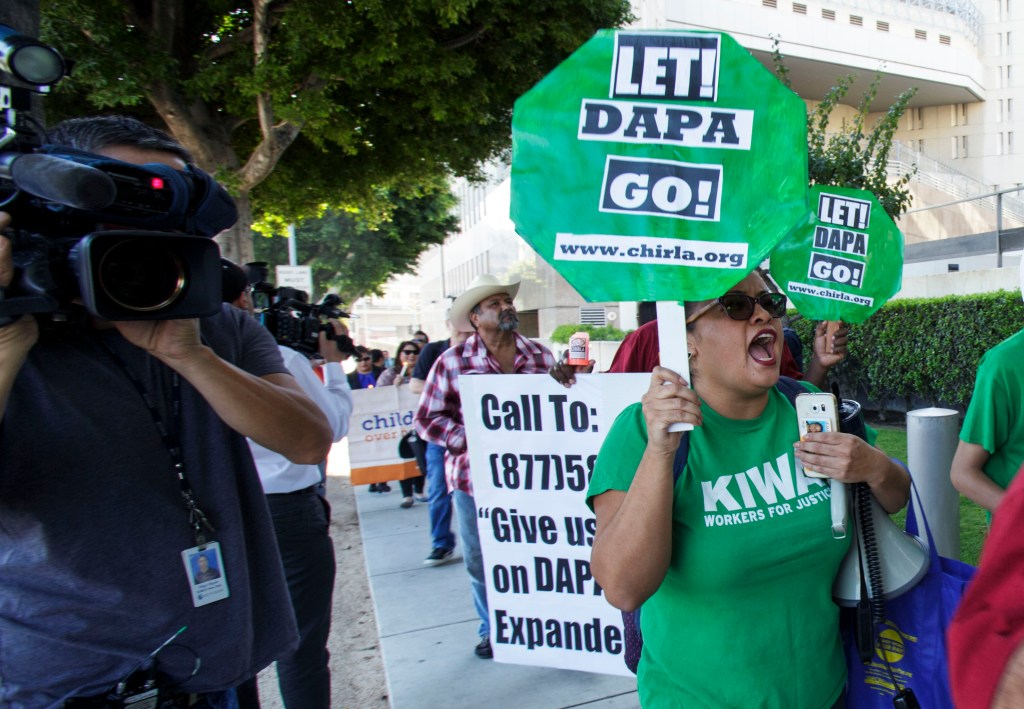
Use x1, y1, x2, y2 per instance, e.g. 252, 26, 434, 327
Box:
0, 116, 332, 707
224, 261, 352, 709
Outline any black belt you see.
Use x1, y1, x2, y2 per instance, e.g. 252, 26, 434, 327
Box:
267, 484, 319, 497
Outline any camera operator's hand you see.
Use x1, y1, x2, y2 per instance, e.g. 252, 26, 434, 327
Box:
113, 317, 204, 366
319, 319, 350, 364
1, 213, 41, 425
0, 214, 40, 349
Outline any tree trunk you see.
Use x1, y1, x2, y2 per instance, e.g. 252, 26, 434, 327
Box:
215, 191, 255, 265
2, 0, 45, 126
0, 0, 38, 35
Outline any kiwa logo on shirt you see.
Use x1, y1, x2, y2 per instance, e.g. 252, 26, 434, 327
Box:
700, 452, 831, 527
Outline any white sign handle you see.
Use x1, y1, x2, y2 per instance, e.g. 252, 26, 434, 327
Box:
656, 301, 694, 433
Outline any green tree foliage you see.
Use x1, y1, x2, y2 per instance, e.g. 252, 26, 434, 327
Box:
40, 0, 633, 261
771, 38, 917, 219
253, 187, 458, 306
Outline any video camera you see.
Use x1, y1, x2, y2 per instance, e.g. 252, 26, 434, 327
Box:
0, 24, 237, 326
246, 262, 358, 359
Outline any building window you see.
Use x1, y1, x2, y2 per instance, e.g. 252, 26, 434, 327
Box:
951, 104, 967, 126
915, 29, 927, 40
962, 135, 968, 157
793, 2, 807, 14
917, 139, 925, 153
999, 99, 1005, 122
906, 107, 924, 131
1010, 132, 1015, 154
1000, 132, 1005, 155
850, 14, 863, 25
940, 34, 951, 46
1009, 98, 1014, 120
822, 8, 836, 19
950, 136, 958, 159
1010, 65, 1014, 86
877, 20, 890, 32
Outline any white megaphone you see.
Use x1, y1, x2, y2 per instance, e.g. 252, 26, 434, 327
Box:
832, 483, 930, 606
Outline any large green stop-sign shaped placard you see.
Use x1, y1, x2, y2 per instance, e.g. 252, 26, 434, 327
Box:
770, 185, 904, 323
511, 29, 809, 302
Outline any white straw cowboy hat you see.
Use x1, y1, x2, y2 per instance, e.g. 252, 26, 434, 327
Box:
449, 274, 521, 332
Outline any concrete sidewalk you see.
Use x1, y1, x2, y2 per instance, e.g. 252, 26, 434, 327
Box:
355, 486, 640, 709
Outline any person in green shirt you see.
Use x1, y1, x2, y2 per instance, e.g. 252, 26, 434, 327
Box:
950, 260, 1024, 518
587, 270, 910, 708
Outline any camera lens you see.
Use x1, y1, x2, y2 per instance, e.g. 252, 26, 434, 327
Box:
97, 239, 186, 312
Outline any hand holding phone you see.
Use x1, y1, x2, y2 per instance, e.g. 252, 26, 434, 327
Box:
795, 392, 839, 478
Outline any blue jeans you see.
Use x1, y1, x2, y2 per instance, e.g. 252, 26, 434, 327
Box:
453, 489, 488, 638
426, 443, 455, 552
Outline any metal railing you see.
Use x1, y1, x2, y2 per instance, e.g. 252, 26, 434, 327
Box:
887, 140, 1024, 224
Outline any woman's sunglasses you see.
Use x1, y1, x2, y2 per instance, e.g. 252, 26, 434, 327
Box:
357, 356, 372, 362
400, 349, 419, 355
685, 292, 788, 324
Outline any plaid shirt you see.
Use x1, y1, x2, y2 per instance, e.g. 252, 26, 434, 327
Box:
414, 331, 555, 495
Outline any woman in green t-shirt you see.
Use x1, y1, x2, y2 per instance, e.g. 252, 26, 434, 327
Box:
587, 271, 910, 708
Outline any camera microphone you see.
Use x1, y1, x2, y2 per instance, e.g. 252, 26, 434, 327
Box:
4, 153, 117, 210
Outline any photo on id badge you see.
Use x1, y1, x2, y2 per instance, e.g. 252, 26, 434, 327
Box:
182, 541, 230, 607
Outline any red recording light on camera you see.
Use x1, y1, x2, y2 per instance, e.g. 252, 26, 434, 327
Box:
150, 177, 165, 190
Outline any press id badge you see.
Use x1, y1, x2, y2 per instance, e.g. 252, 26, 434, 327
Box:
182, 541, 230, 607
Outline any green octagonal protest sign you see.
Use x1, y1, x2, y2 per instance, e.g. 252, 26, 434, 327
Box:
511, 29, 810, 302
770, 185, 904, 323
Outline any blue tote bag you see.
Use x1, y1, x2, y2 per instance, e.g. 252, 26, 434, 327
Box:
845, 482, 975, 707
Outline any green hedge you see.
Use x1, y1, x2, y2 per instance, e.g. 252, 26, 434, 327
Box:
791, 290, 1024, 409
550, 323, 629, 344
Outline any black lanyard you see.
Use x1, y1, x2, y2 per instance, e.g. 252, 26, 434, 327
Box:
98, 336, 216, 546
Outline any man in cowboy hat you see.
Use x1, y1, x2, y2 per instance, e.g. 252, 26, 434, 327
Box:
414, 274, 555, 659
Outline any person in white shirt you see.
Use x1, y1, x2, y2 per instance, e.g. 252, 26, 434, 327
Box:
224, 260, 352, 708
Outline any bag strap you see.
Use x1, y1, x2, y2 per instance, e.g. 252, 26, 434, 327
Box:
904, 474, 940, 568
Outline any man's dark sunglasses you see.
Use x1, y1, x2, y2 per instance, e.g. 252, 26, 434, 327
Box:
686, 292, 788, 324
357, 356, 372, 362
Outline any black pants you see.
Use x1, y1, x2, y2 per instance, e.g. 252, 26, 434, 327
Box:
400, 437, 427, 497
238, 489, 335, 708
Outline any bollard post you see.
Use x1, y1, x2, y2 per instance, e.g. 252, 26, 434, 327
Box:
906, 408, 961, 558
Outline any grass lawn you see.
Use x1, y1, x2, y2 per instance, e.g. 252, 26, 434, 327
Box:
874, 425, 986, 567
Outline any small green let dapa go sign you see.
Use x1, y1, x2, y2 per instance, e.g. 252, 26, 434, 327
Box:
770, 185, 904, 323
511, 29, 810, 301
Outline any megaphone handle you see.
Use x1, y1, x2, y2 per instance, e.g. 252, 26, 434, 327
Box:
829, 479, 847, 538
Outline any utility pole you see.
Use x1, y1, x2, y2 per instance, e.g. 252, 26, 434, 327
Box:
287, 223, 298, 266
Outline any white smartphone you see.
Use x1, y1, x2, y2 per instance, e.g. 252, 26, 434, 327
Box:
795, 392, 839, 478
